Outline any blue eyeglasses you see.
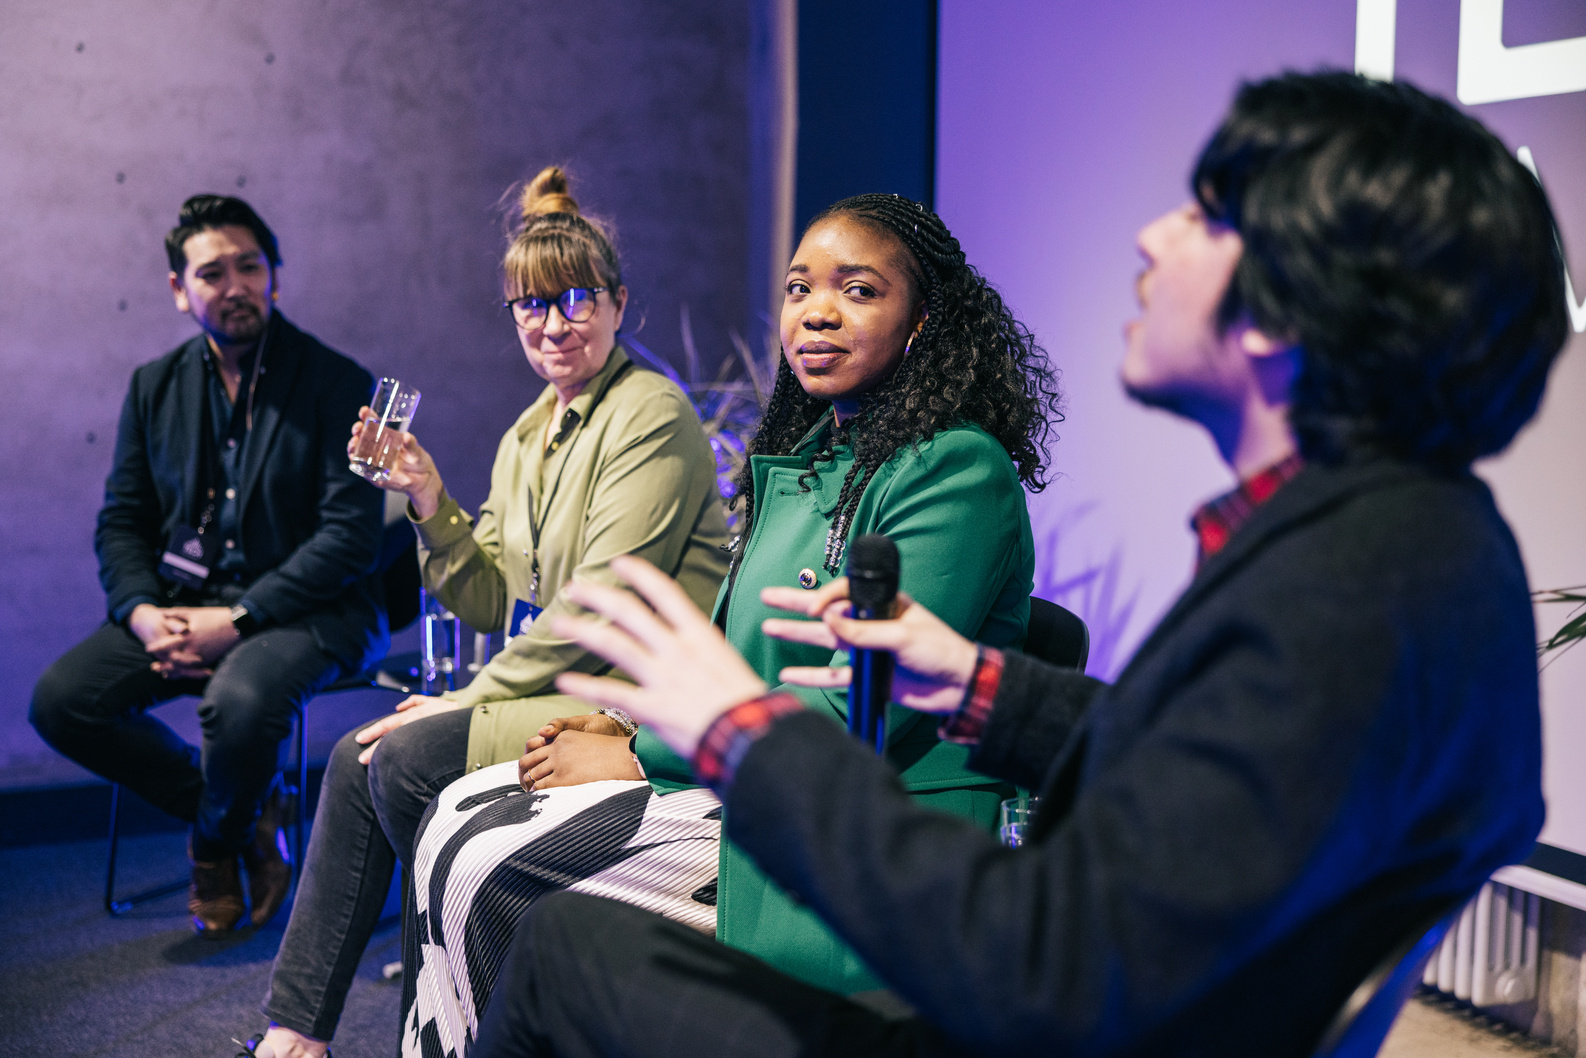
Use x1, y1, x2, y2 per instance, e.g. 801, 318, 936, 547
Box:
503, 287, 607, 328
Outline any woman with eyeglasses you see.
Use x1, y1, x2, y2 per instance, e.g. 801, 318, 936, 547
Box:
239, 166, 729, 1058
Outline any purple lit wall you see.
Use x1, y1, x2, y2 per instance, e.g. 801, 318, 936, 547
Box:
937, 1, 1586, 853
0, 1, 750, 789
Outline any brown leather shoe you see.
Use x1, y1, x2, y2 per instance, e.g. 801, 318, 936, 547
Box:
188, 839, 245, 936
242, 786, 292, 928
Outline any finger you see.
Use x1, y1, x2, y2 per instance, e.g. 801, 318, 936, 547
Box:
761, 617, 841, 650
525, 735, 549, 751
609, 554, 717, 635
762, 576, 851, 617
559, 580, 676, 656
145, 633, 189, 655
550, 612, 654, 678
522, 747, 550, 770
357, 737, 382, 766
527, 759, 554, 784
554, 672, 646, 714
822, 610, 915, 652
778, 665, 852, 688
540, 717, 571, 736
394, 694, 431, 712
354, 715, 400, 744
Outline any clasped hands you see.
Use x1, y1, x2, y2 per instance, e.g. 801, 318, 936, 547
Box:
552, 555, 982, 761
128, 602, 241, 679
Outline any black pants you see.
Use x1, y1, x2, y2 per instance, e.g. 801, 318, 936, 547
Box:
29, 620, 339, 859
264, 706, 471, 1041
473, 892, 969, 1058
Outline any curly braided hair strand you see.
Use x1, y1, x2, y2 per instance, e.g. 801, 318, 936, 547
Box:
732, 194, 1063, 574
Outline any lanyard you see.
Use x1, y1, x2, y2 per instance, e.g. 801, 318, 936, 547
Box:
525, 358, 632, 606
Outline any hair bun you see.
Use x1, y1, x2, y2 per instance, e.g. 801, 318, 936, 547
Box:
520, 166, 580, 223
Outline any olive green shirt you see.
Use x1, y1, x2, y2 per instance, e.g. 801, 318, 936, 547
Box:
411, 347, 730, 770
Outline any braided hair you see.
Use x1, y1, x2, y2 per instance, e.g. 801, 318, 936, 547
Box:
732, 193, 1063, 574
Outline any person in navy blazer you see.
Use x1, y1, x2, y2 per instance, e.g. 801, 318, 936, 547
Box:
467, 75, 1571, 1057
30, 195, 386, 937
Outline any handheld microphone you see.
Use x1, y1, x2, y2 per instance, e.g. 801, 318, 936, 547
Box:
845, 534, 899, 755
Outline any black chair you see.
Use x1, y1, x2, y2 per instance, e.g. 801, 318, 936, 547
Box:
1023, 597, 1090, 672
104, 496, 421, 915
1310, 905, 1463, 1058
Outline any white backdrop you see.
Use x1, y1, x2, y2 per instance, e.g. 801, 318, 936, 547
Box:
936, 0, 1586, 856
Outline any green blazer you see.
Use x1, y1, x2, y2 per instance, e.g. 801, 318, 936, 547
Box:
413, 347, 730, 771
636, 414, 1034, 994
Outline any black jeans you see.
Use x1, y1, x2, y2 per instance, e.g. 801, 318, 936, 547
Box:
263, 705, 472, 1041
29, 620, 339, 859
473, 892, 968, 1058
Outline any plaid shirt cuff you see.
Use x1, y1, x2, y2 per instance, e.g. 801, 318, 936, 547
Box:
693, 692, 805, 792
938, 647, 1004, 745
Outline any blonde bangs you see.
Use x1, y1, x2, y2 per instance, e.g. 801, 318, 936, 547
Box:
503, 229, 612, 299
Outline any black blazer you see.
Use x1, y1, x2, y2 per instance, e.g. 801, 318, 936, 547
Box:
95, 313, 387, 670
724, 459, 1544, 1057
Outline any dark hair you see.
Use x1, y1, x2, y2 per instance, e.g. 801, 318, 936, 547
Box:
1193, 71, 1569, 471
165, 195, 281, 274
733, 193, 1063, 573
503, 165, 622, 298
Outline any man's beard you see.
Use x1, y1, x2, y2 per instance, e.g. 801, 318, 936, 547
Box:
212, 303, 267, 345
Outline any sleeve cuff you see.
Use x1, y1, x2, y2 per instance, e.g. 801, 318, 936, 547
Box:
938, 646, 1004, 746
235, 597, 269, 626
411, 490, 474, 550
692, 692, 806, 793
113, 596, 162, 625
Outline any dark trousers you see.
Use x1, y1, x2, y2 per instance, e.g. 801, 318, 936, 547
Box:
473, 892, 968, 1058
264, 706, 471, 1041
29, 620, 339, 859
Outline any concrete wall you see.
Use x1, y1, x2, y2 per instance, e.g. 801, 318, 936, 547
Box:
0, 0, 750, 788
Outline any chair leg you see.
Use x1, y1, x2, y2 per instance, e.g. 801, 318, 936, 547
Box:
104, 782, 187, 916
294, 704, 308, 885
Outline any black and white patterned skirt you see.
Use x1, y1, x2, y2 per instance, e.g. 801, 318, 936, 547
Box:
398, 762, 722, 1058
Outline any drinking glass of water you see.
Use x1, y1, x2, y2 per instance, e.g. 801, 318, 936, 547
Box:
1000, 796, 1040, 848
350, 377, 421, 484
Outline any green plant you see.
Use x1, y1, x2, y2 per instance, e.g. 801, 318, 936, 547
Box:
626, 307, 780, 534
1535, 586, 1586, 661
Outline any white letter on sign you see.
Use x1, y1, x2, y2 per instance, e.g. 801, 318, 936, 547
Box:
1458, 0, 1586, 105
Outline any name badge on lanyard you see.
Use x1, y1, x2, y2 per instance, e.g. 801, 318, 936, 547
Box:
158, 496, 218, 588
508, 597, 544, 639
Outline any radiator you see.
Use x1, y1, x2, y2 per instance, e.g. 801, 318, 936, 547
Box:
1421, 881, 1539, 1006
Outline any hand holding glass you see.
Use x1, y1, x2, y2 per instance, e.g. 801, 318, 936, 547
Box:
350, 378, 421, 484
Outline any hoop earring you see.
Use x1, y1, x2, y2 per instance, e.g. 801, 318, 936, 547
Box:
903, 329, 919, 358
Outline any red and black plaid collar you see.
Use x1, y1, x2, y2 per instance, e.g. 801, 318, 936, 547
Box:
1190, 453, 1305, 568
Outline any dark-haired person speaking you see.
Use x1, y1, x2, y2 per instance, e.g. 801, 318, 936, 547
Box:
29, 196, 385, 936
471, 72, 1570, 1057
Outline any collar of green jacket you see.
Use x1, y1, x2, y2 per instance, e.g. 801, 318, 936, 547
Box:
750, 408, 853, 518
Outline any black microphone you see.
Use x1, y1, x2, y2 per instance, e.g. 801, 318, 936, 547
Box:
845, 534, 899, 755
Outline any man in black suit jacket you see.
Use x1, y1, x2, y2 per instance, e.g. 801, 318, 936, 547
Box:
477, 75, 1568, 1057
30, 195, 386, 936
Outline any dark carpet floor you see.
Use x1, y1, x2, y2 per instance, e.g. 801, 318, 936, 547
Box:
0, 830, 404, 1058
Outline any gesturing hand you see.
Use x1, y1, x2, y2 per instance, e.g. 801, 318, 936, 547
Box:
348, 407, 445, 520
760, 579, 979, 715
552, 555, 768, 761
353, 694, 461, 765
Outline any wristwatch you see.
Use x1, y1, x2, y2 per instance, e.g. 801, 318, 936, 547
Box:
229, 604, 261, 639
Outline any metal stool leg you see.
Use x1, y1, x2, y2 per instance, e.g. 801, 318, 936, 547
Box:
104, 783, 187, 915
292, 703, 307, 884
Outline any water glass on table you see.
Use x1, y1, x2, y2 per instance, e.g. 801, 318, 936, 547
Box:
1000, 795, 1040, 848
350, 377, 421, 484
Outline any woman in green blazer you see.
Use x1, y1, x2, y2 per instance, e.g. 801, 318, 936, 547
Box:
396, 194, 1062, 1055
